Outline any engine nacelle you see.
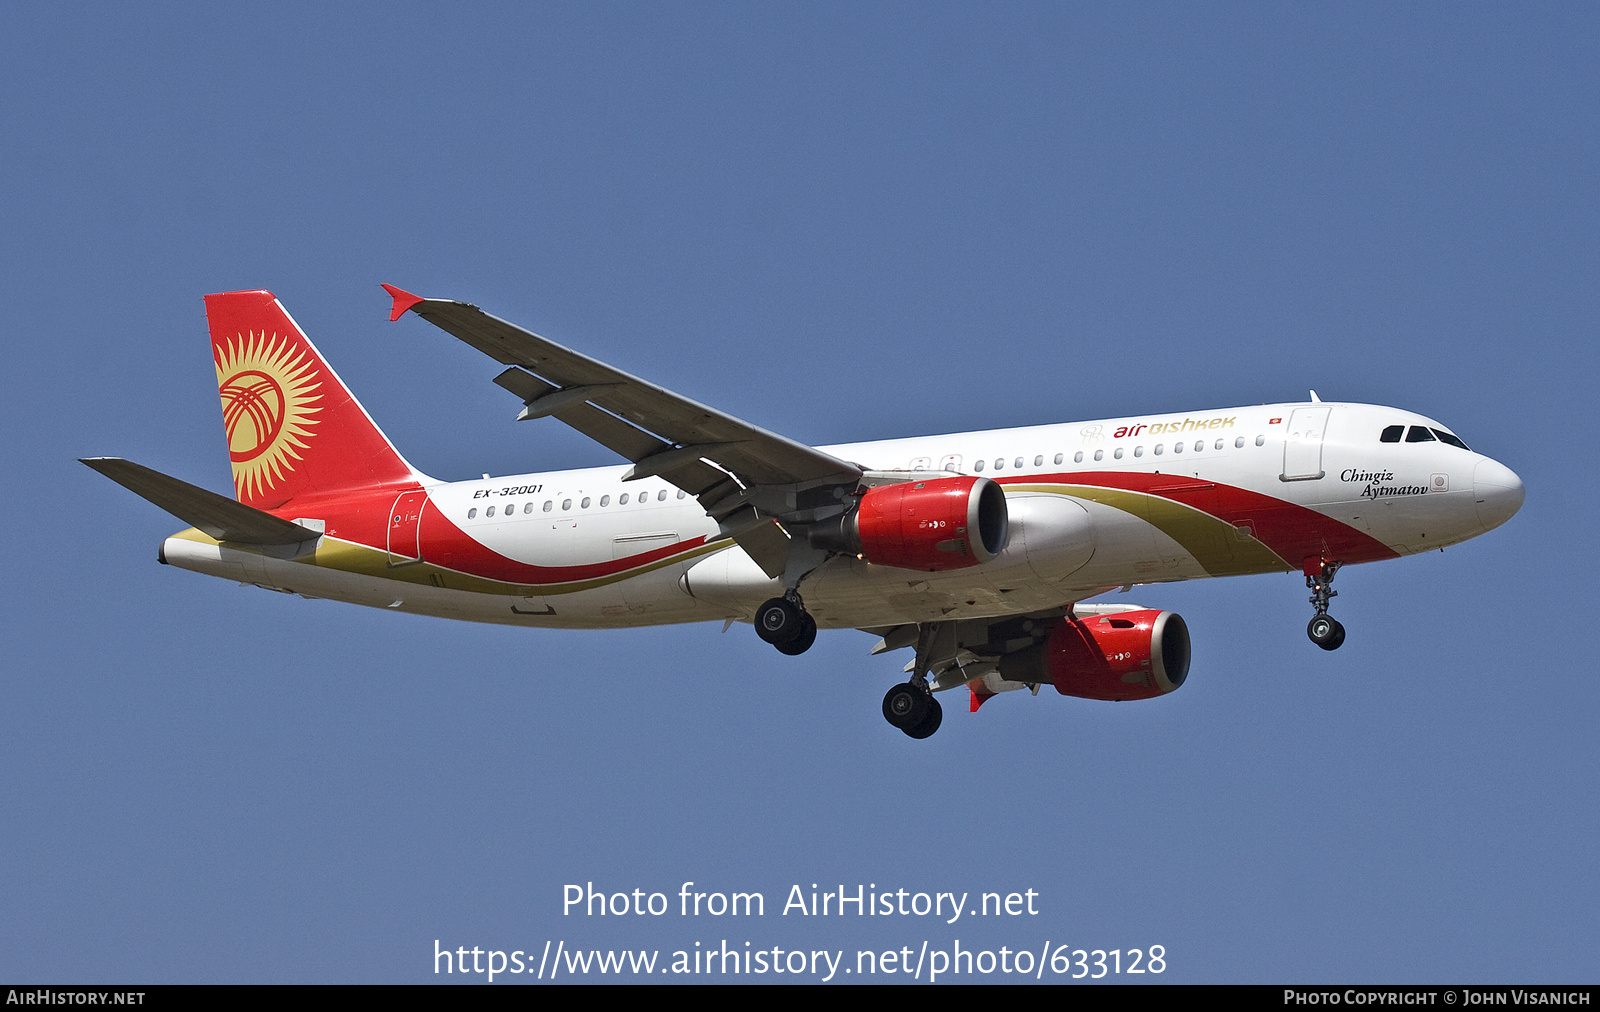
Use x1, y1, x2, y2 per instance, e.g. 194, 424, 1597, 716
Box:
998, 609, 1190, 700
812, 476, 1009, 572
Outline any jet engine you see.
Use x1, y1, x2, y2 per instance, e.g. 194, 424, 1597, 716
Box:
997, 608, 1190, 700
810, 475, 1009, 572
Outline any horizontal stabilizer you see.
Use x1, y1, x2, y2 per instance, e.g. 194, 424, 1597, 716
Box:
81, 458, 321, 545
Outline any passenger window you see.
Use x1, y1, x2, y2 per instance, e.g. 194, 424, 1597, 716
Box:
523, 502, 534, 514
1173, 442, 1183, 453
1406, 426, 1436, 443
581, 497, 591, 509
1033, 455, 1043, 467
973, 459, 985, 472
994, 458, 1004, 470
1254, 435, 1265, 446
468, 508, 477, 519
677, 489, 686, 499
1380, 424, 1404, 443
658, 489, 668, 501
1213, 439, 1222, 450
1431, 428, 1470, 450
619, 493, 629, 505
486, 505, 495, 517
1195, 440, 1204, 452
1015, 457, 1024, 469
1154, 444, 1164, 455
600, 495, 610, 507
561, 499, 572, 511
1134, 446, 1144, 457
1055, 453, 1064, 465
1234, 437, 1245, 448
1113, 448, 1123, 460
1074, 451, 1083, 463
543, 501, 553, 512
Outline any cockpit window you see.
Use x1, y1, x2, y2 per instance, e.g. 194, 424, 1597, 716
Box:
1380, 425, 1404, 443
1431, 428, 1470, 450
1405, 426, 1436, 443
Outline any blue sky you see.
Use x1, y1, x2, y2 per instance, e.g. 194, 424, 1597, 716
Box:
2, 3, 1595, 983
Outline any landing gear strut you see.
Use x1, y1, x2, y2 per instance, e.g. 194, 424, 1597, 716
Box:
881, 623, 944, 738
1304, 559, 1346, 651
755, 593, 816, 655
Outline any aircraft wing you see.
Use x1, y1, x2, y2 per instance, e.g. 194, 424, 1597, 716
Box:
384, 285, 865, 575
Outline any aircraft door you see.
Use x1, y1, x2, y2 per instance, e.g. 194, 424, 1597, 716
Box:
387, 490, 428, 565
1282, 407, 1331, 481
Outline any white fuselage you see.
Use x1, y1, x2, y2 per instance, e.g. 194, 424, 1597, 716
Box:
161, 401, 1523, 631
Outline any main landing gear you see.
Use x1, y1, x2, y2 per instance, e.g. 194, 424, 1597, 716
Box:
1305, 559, 1346, 651
754, 592, 945, 737
755, 593, 817, 655
880, 623, 944, 739
883, 681, 942, 739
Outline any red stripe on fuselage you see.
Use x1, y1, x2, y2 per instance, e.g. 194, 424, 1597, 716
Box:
416, 498, 710, 585
267, 466, 1395, 589
269, 486, 710, 586
997, 471, 1399, 565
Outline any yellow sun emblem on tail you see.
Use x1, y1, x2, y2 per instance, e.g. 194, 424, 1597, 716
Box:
215, 331, 323, 501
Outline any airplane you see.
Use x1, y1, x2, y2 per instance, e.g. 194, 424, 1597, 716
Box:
83, 287, 1525, 739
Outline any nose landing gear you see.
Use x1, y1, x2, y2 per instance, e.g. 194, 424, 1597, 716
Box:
1307, 612, 1345, 650
755, 593, 817, 655
1304, 559, 1346, 651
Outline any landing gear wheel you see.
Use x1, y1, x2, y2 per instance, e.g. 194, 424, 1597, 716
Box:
1303, 560, 1346, 651
755, 597, 804, 646
1307, 614, 1346, 651
882, 682, 931, 731
903, 695, 943, 739
774, 613, 817, 655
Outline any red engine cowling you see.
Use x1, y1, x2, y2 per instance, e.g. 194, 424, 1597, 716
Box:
998, 609, 1190, 700
846, 476, 1009, 572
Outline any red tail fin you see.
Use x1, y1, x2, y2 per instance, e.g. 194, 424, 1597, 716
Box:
204, 290, 419, 510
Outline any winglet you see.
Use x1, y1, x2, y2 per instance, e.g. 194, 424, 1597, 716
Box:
381, 283, 425, 322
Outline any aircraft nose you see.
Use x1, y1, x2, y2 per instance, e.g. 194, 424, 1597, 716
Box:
1473, 457, 1525, 532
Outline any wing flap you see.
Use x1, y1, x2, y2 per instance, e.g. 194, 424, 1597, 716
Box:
730, 518, 791, 579
81, 458, 320, 545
